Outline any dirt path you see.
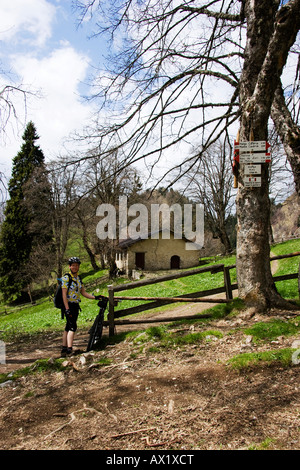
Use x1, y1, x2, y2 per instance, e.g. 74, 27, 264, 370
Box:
270, 251, 279, 275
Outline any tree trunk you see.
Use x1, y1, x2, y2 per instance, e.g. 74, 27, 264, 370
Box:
82, 228, 99, 271
218, 223, 233, 255
298, 261, 300, 299
271, 83, 300, 199
236, 158, 280, 309
236, 0, 299, 310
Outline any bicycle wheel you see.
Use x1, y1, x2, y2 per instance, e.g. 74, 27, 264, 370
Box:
86, 314, 104, 352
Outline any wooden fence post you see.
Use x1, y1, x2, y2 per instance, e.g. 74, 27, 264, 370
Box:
108, 285, 115, 337
298, 263, 300, 299
223, 266, 233, 300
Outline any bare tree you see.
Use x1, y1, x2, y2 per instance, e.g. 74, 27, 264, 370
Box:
267, 126, 294, 203
48, 159, 81, 278
75, 151, 143, 277
271, 82, 300, 199
0, 83, 28, 140
0, 69, 37, 204
183, 140, 234, 254
73, 0, 300, 310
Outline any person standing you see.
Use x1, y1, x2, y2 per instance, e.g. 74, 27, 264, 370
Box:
61, 257, 100, 356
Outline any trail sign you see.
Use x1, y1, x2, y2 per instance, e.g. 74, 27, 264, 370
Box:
234, 141, 271, 163
244, 164, 261, 175
243, 176, 261, 187
236, 141, 268, 151
239, 153, 268, 164
232, 139, 271, 188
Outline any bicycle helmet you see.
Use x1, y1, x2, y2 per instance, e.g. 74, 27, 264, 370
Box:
68, 257, 81, 265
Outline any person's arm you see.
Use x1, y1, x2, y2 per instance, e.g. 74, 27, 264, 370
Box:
80, 286, 96, 300
62, 287, 70, 311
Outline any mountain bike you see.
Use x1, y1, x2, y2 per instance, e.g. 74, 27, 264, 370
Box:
86, 296, 108, 352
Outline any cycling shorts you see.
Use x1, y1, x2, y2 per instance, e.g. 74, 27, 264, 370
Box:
64, 303, 80, 332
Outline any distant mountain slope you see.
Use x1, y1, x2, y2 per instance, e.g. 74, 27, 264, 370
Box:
271, 193, 300, 243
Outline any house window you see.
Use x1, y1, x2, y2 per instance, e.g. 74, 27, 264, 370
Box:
170, 255, 180, 269
135, 252, 145, 269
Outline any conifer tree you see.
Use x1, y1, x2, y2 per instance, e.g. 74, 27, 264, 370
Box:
0, 122, 47, 301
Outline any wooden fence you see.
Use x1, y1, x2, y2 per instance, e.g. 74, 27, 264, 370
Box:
103, 251, 300, 336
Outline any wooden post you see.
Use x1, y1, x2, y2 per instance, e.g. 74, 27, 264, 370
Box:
298, 263, 300, 299
223, 266, 233, 300
108, 285, 115, 337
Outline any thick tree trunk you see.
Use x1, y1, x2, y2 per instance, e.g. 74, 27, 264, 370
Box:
236, 0, 300, 310
298, 261, 300, 299
236, 150, 282, 309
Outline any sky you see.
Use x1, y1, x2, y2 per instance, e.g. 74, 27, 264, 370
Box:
0, 0, 106, 177
0, 0, 296, 199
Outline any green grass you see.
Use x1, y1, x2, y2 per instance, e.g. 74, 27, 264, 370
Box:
227, 348, 297, 370
0, 358, 66, 384
129, 324, 224, 350
248, 437, 275, 450
0, 292, 106, 342
271, 238, 300, 298
244, 317, 300, 343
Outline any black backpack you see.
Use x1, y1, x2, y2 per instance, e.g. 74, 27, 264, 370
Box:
53, 273, 72, 309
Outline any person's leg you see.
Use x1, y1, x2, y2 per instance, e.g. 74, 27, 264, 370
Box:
61, 306, 76, 355
67, 331, 75, 349
62, 330, 67, 346
61, 329, 68, 356
62, 330, 74, 346
64, 304, 79, 355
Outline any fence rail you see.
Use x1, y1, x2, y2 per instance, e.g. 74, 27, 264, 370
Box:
270, 251, 300, 285
104, 251, 300, 336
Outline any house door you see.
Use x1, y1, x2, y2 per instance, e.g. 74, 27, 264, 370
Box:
170, 255, 180, 269
135, 252, 145, 269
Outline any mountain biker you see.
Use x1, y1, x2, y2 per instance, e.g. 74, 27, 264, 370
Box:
61, 257, 102, 357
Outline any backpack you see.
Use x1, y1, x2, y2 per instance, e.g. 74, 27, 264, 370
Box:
53, 273, 72, 309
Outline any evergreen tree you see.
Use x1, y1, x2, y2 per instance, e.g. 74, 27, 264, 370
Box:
0, 122, 47, 301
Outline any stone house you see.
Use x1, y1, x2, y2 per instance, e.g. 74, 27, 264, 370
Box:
116, 230, 201, 276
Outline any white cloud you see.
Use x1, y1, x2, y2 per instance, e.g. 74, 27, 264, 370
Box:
7, 44, 93, 160
0, 0, 56, 47
0, 2, 96, 174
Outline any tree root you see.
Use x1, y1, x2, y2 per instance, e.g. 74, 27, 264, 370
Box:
44, 405, 102, 440
241, 289, 300, 313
